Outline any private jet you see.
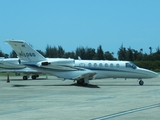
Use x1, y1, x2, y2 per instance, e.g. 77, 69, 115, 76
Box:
5, 40, 158, 86
0, 57, 42, 80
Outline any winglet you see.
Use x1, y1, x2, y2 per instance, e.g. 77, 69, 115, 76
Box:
5, 40, 46, 62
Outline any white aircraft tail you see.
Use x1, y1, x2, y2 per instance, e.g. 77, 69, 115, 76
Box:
5, 40, 46, 62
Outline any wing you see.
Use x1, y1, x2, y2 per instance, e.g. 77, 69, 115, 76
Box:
73, 72, 97, 80
0, 68, 42, 74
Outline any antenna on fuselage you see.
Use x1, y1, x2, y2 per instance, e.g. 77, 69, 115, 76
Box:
78, 56, 81, 60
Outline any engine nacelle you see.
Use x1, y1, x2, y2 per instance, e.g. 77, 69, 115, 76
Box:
37, 59, 75, 67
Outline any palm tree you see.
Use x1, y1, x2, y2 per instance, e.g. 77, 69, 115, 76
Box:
149, 47, 152, 54
140, 48, 143, 53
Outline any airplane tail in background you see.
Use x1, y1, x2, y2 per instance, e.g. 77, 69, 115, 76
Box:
5, 40, 46, 62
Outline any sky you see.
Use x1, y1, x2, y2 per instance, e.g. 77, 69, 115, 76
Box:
0, 0, 160, 58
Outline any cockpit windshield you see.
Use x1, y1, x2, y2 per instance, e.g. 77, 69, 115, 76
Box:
126, 62, 137, 69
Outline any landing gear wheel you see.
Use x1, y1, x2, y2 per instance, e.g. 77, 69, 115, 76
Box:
83, 83, 88, 86
139, 80, 144, 86
32, 75, 37, 80
77, 79, 89, 86
23, 76, 28, 80
77, 79, 84, 85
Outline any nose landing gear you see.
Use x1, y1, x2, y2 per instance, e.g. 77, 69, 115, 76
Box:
139, 79, 144, 86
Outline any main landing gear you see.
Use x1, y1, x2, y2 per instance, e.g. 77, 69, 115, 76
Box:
77, 79, 89, 86
23, 75, 39, 80
139, 79, 144, 86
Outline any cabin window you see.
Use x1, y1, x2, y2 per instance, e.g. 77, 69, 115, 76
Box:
116, 64, 120, 67
88, 63, 92, 67
99, 63, 103, 67
110, 63, 113, 67
105, 63, 108, 67
94, 63, 97, 67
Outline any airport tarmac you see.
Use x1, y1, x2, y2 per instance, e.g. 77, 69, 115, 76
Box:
0, 75, 160, 120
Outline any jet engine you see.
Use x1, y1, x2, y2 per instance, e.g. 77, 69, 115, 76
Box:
37, 59, 75, 67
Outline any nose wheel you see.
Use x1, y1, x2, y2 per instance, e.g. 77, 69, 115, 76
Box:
139, 80, 144, 86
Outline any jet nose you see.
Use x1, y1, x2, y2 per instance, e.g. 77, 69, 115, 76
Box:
138, 68, 159, 78
152, 71, 159, 78
147, 70, 159, 78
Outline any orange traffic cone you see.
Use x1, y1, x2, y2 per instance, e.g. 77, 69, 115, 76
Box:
7, 74, 10, 83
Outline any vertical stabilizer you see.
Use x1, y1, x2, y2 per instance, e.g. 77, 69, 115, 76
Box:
5, 40, 46, 62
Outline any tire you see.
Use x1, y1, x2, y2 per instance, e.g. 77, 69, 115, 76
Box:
139, 80, 144, 86
77, 79, 84, 85
32, 75, 37, 80
23, 76, 28, 80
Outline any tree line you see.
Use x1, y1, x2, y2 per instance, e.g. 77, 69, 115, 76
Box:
0, 44, 160, 71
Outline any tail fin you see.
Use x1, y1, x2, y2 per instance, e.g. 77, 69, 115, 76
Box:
5, 40, 46, 62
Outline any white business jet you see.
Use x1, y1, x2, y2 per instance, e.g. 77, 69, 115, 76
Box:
5, 40, 158, 86
0, 57, 42, 80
